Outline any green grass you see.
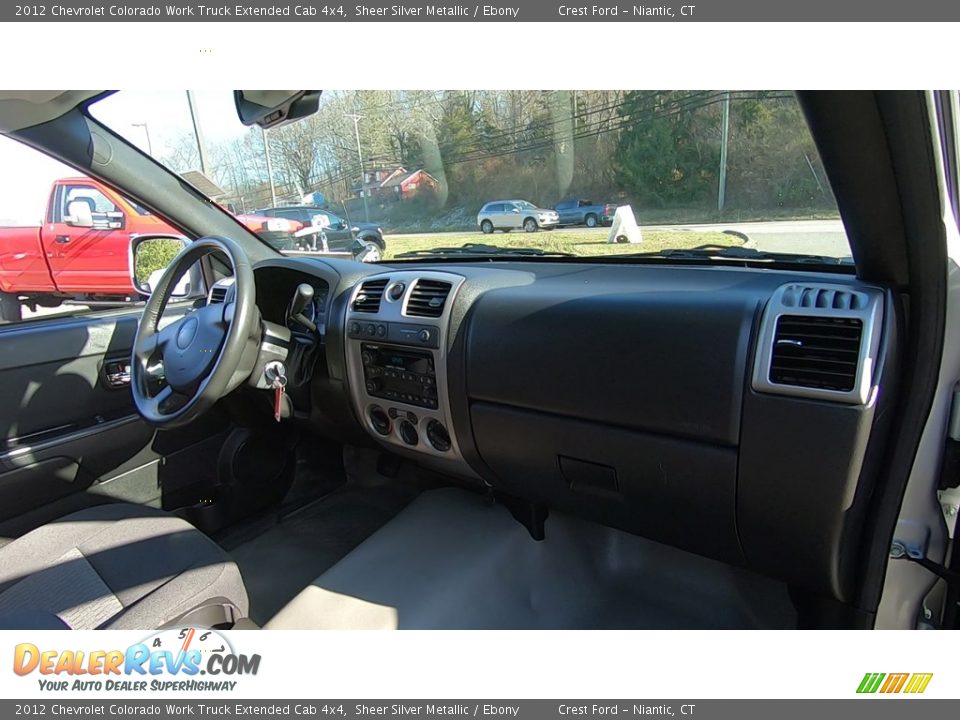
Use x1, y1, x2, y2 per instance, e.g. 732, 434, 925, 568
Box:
382, 227, 743, 260
134, 237, 183, 286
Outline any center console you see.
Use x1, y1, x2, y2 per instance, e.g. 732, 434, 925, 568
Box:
344, 270, 469, 467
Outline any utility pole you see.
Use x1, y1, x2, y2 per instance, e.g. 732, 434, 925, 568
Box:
186, 91, 212, 176
718, 91, 730, 212
131, 122, 152, 156
261, 127, 277, 208
346, 113, 369, 223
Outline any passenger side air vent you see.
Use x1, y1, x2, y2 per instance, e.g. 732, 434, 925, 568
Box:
769, 316, 863, 392
753, 282, 883, 405
352, 278, 389, 313
406, 279, 452, 318
781, 284, 866, 311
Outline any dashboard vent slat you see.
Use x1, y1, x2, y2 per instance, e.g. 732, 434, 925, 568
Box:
781, 284, 865, 311
209, 286, 228, 304
770, 315, 863, 392
406, 279, 452, 318
352, 279, 389, 313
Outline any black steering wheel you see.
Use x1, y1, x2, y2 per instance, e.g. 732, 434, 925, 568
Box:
132, 236, 258, 428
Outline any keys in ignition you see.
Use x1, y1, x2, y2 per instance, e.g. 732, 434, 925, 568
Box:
265, 361, 288, 422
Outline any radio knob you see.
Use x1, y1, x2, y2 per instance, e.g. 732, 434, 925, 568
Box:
361, 350, 375, 365
365, 379, 381, 393
418, 329, 432, 343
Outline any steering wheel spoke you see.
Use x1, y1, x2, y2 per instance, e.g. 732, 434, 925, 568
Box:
138, 321, 177, 360
143, 384, 175, 418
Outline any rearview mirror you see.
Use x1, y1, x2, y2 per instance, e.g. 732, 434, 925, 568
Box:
65, 200, 93, 228
234, 90, 322, 130
130, 235, 203, 299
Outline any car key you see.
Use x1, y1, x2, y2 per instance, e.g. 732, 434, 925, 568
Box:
264, 361, 288, 422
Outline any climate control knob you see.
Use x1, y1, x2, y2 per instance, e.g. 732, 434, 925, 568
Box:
398, 419, 419, 446
369, 406, 391, 436
426, 420, 451, 452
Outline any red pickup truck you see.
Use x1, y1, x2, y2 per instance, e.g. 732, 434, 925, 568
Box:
0, 177, 302, 322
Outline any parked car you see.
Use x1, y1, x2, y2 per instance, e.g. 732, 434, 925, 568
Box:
554, 198, 618, 228
0, 177, 302, 322
256, 205, 385, 255
477, 200, 560, 233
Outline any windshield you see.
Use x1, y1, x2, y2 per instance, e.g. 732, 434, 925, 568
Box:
89, 90, 851, 264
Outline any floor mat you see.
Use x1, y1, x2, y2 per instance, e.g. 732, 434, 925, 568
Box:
266, 488, 797, 630
226, 448, 422, 624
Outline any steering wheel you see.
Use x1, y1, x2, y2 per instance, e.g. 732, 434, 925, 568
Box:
132, 236, 258, 428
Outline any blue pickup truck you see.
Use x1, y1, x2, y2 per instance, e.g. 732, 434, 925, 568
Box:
554, 198, 618, 228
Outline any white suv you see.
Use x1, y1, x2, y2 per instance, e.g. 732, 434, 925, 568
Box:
477, 200, 560, 233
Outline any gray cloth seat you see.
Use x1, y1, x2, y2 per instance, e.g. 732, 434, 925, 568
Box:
0, 503, 248, 629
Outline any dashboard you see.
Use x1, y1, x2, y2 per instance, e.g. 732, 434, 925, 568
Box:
248, 255, 897, 611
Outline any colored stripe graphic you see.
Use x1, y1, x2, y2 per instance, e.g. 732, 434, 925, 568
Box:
857, 672, 932, 694
880, 673, 909, 693
857, 673, 885, 693
904, 673, 933, 694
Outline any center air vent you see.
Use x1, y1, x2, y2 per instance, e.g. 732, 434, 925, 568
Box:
352, 278, 388, 313
770, 315, 863, 392
406, 279, 452, 318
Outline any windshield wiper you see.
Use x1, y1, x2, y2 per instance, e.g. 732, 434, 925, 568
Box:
615, 244, 854, 265
395, 243, 575, 258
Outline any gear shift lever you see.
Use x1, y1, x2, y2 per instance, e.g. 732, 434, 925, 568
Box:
287, 283, 317, 332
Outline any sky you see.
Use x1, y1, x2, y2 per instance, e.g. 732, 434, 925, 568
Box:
0, 90, 247, 225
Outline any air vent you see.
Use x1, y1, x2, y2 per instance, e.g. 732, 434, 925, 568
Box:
781, 284, 865, 311
769, 315, 863, 392
352, 278, 388, 313
406, 279, 452, 318
209, 286, 228, 304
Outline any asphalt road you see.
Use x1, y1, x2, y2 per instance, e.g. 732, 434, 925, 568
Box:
648, 219, 849, 257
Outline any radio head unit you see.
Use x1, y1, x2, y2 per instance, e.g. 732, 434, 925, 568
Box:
361, 343, 439, 409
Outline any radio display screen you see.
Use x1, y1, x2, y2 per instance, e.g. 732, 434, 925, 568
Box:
383, 352, 431, 375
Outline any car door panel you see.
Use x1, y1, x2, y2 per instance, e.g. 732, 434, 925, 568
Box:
46, 184, 131, 294
0, 308, 229, 541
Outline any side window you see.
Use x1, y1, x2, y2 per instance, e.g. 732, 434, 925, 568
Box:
59, 185, 118, 222
0, 137, 201, 326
